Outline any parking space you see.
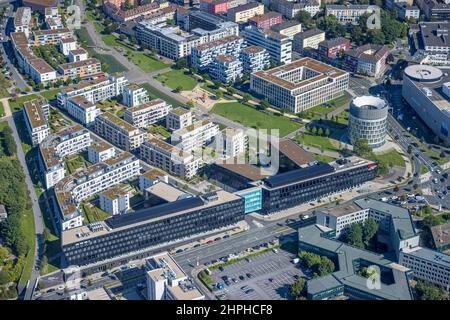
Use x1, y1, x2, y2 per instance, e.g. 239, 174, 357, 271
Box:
210, 250, 304, 300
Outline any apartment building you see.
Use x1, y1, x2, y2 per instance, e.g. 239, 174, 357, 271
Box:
227, 2, 265, 23
94, 112, 146, 151
14, 7, 32, 38
395, 3, 420, 20
191, 35, 244, 71
325, 5, 379, 24
250, 57, 349, 113
100, 187, 130, 216
57, 74, 128, 108
200, 0, 229, 14
38, 125, 91, 189
416, 0, 450, 20
267, 0, 321, 19
240, 45, 271, 73
103, 1, 169, 22
122, 84, 150, 108
33, 28, 72, 46
249, 12, 282, 30
171, 120, 220, 152
317, 37, 350, 59
209, 54, 243, 84
59, 37, 77, 56
146, 253, 205, 300
217, 128, 246, 158
58, 58, 102, 80
22, 98, 50, 146
69, 48, 89, 63
88, 140, 116, 164
241, 25, 292, 64
54, 152, 141, 230
343, 44, 390, 77
140, 138, 201, 179
166, 107, 194, 131
66, 96, 101, 125
271, 21, 302, 39
293, 28, 325, 51
139, 168, 169, 192
124, 99, 172, 128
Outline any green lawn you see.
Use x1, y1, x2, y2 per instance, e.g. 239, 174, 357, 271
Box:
300, 93, 351, 120
0, 100, 5, 117
211, 102, 301, 137
0, 74, 11, 99
201, 83, 216, 94
140, 83, 183, 108
40, 88, 61, 101
18, 209, 36, 287
311, 153, 336, 163
65, 154, 91, 175
148, 125, 171, 139
421, 166, 429, 175
156, 69, 198, 91
9, 94, 41, 112
335, 109, 350, 125
81, 203, 112, 223
294, 133, 341, 152
374, 149, 406, 167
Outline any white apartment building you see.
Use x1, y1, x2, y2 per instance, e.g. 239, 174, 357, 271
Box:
69, 48, 89, 63
227, 2, 265, 23
14, 7, 32, 38
124, 99, 172, 129
57, 74, 128, 108
122, 84, 150, 108
209, 54, 243, 84
38, 125, 91, 189
293, 28, 325, 51
241, 25, 292, 65
267, 0, 321, 19
271, 21, 302, 39
55, 152, 141, 230
33, 28, 72, 46
59, 37, 78, 56
250, 57, 349, 113
166, 107, 193, 131
140, 138, 201, 180
139, 168, 169, 192
400, 247, 450, 290
66, 96, 101, 125
100, 187, 130, 216
94, 112, 146, 151
216, 128, 246, 158
191, 35, 245, 71
171, 120, 220, 152
240, 45, 271, 74
325, 4, 379, 24
22, 98, 50, 146
87, 140, 116, 164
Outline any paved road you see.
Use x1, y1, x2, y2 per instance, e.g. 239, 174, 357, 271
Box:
1, 99, 44, 300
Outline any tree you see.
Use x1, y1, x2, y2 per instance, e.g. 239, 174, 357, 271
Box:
212, 80, 222, 89
299, 251, 322, 269
318, 257, 335, 276
242, 93, 251, 103
317, 127, 324, 136
215, 90, 223, 100
351, 25, 364, 45
260, 98, 270, 110
25, 87, 31, 93
362, 218, 378, 247
347, 223, 364, 248
176, 58, 187, 69
295, 11, 311, 24
387, 53, 395, 64
407, 145, 412, 154
354, 139, 372, 158
0, 269, 12, 285
416, 280, 448, 300
227, 86, 236, 95
325, 128, 331, 137
174, 85, 183, 93
289, 278, 306, 299
440, 151, 446, 158
0, 246, 9, 263
367, 30, 385, 45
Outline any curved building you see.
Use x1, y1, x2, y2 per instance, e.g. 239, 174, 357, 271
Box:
348, 95, 388, 148
402, 64, 450, 144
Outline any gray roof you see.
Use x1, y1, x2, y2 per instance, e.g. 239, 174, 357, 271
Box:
307, 274, 343, 295
295, 28, 324, 39
298, 224, 413, 300
405, 247, 450, 268
420, 22, 450, 48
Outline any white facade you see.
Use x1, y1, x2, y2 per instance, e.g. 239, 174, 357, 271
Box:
240, 46, 271, 74
22, 98, 50, 146
325, 4, 379, 24
124, 99, 172, 128
218, 128, 246, 158
66, 96, 101, 125
209, 55, 243, 84
87, 141, 116, 164
14, 7, 32, 38
171, 120, 220, 152
100, 188, 130, 215
166, 107, 193, 131
69, 49, 89, 63
139, 169, 169, 192
122, 84, 150, 108
59, 38, 78, 56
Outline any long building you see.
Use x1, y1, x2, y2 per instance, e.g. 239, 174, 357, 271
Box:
33, 28, 72, 46
124, 99, 172, 128
94, 112, 146, 151
267, 0, 321, 19
58, 58, 102, 80
171, 120, 220, 152
240, 45, 271, 74
22, 98, 50, 146
61, 190, 245, 265
343, 44, 390, 78
14, 7, 32, 38
66, 96, 101, 125
227, 2, 265, 23
293, 28, 325, 52
325, 4, 379, 24
250, 57, 349, 113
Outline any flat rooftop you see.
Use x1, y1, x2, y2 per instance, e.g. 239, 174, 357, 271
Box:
141, 168, 167, 181
59, 58, 100, 71
402, 246, 450, 268
145, 182, 187, 202
278, 139, 315, 167
89, 140, 114, 153
99, 112, 139, 133
101, 186, 128, 200
431, 222, 450, 248
321, 202, 365, 217
214, 160, 272, 181
23, 98, 48, 129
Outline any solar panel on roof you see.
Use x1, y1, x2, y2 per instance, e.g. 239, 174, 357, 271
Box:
106, 197, 205, 229
264, 162, 335, 188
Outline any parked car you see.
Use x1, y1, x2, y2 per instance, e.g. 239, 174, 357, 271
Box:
245, 289, 255, 294
239, 275, 245, 280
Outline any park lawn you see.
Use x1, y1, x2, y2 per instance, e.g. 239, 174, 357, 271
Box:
211, 102, 301, 137
374, 149, 406, 167
9, 94, 41, 112
127, 52, 168, 73
18, 209, 36, 287
40, 88, 61, 101
294, 133, 341, 152
335, 109, 350, 125
102, 34, 118, 47
0, 74, 11, 98
311, 153, 336, 163
81, 203, 112, 223
201, 83, 216, 94
75, 27, 95, 47
302, 93, 351, 120
0, 100, 4, 117
140, 83, 183, 108
156, 69, 198, 91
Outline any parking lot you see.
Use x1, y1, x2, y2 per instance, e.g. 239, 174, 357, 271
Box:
210, 250, 304, 300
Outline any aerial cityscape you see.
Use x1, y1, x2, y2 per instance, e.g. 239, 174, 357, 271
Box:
0, 0, 449, 304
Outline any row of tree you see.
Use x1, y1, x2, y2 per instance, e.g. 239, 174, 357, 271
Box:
298, 251, 335, 277
0, 127, 16, 157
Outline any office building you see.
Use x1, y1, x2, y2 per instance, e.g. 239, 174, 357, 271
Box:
343, 44, 390, 77
14, 7, 32, 38
59, 37, 77, 56
271, 21, 302, 39
38, 125, 91, 189
146, 253, 205, 300
100, 187, 130, 216
22, 98, 50, 146
317, 37, 350, 59
171, 120, 220, 152
267, 0, 321, 19
166, 107, 193, 131
240, 45, 271, 73
94, 112, 146, 151
209, 54, 243, 84
122, 84, 150, 108
66, 96, 101, 125
227, 2, 265, 23
396, 4, 420, 20
416, 0, 450, 20
348, 95, 388, 148
58, 58, 102, 80
402, 64, 450, 144
87, 140, 116, 164
57, 74, 128, 108
250, 57, 349, 113
241, 25, 292, 64
191, 35, 244, 71
293, 28, 325, 51
430, 222, 450, 252
140, 138, 202, 179
417, 22, 450, 53
248, 12, 283, 30
325, 4, 380, 24
33, 28, 72, 46
62, 190, 245, 265
124, 99, 172, 128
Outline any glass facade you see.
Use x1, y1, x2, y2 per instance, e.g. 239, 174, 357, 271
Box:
237, 188, 263, 213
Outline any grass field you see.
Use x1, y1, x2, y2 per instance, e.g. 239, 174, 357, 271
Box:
0, 100, 5, 117
311, 153, 336, 163
211, 102, 301, 137
9, 94, 40, 112
335, 109, 350, 125
374, 149, 406, 168
81, 203, 112, 223
0, 74, 11, 99
148, 125, 171, 139
300, 93, 351, 120
18, 209, 35, 287
156, 69, 198, 91
40, 88, 61, 102
140, 83, 183, 108
294, 133, 341, 152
